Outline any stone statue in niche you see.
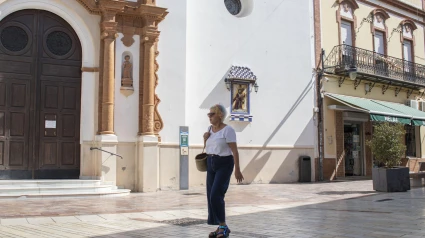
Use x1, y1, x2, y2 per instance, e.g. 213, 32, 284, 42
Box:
120, 55, 134, 97
121, 55, 133, 88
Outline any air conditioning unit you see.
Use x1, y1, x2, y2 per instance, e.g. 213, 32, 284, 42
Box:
420, 101, 425, 112
406, 100, 419, 110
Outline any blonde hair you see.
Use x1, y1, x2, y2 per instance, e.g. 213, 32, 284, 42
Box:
210, 104, 227, 121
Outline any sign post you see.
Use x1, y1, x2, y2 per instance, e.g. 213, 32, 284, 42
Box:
179, 126, 189, 190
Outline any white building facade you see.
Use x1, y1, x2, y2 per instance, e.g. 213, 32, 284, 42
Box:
0, 0, 317, 192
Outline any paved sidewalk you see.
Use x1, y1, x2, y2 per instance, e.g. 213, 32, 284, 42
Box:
0, 180, 425, 237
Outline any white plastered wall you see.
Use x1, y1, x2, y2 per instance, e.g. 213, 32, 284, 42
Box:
155, 0, 316, 189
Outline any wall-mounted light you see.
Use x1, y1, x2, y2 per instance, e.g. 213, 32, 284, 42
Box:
224, 78, 231, 90
254, 82, 259, 93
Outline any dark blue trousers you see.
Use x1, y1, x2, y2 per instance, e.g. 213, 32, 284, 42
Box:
206, 155, 234, 225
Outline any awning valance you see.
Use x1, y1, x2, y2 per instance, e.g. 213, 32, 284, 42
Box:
326, 93, 425, 125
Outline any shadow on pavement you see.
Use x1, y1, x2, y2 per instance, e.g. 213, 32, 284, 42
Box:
88, 188, 425, 238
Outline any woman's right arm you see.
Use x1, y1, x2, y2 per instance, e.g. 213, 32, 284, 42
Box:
203, 131, 210, 146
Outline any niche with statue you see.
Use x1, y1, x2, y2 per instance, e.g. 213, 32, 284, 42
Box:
120, 52, 134, 96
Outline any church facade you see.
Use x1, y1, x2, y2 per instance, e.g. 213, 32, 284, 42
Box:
0, 0, 316, 192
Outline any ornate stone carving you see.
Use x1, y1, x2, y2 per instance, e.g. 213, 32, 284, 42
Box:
121, 16, 135, 47
404, 24, 411, 33
74, 0, 168, 136
376, 14, 383, 23
154, 95, 163, 133
120, 54, 134, 97
153, 45, 163, 136
342, 2, 351, 13
140, 26, 160, 135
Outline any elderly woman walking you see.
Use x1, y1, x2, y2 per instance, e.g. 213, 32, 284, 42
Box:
204, 104, 244, 238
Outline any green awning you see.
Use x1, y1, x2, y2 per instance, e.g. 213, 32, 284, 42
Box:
412, 119, 425, 126
370, 114, 412, 124
326, 93, 413, 125
372, 100, 425, 126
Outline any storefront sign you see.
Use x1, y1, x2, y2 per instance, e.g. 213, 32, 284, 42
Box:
370, 114, 411, 125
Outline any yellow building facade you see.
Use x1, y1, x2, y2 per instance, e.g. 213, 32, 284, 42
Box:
317, 0, 425, 180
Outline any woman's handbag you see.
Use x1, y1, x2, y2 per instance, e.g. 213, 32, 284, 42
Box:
195, 126, 211, 172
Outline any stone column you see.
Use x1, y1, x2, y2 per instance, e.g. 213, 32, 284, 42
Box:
99, 18, 118, 134
95, 0, 126, 185
136, 24, 161, 192
140, 27, 160, 135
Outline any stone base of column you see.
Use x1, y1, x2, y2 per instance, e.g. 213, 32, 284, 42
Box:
79, 142, 102, 180
137, 135, 159, 192
91, 134, 119, 185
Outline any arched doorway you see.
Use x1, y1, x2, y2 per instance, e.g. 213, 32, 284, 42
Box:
0, 10, 81, 179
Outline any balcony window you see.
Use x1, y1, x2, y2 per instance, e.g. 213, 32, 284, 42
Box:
341, 20, 353, 46
374, 31, 388, 76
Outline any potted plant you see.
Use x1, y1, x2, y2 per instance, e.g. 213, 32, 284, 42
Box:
366, 122, 410, 192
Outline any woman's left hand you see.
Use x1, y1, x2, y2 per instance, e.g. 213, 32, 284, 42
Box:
235, 168, 244, 183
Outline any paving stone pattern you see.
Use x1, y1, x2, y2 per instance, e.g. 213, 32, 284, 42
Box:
0, 181, 425, 237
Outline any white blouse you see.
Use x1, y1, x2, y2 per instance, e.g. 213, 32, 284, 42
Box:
206, 126, 237, 156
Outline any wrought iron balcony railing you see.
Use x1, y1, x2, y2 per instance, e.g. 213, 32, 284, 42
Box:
324, 44, 425, 86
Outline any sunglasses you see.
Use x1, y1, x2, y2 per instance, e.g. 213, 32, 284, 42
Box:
207, 113, 216, 117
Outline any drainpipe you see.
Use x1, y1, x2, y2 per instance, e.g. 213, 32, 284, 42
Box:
317, 49, 325, 181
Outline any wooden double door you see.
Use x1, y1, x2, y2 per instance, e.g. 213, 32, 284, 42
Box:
0, 10, 81, 179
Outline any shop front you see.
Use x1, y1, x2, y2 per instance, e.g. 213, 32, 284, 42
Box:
324, 93, 425, 180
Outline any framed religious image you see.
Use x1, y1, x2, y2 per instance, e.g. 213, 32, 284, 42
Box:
231, 82, 250, 114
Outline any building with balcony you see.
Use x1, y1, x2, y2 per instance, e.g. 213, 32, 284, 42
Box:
315, 0, 425, 180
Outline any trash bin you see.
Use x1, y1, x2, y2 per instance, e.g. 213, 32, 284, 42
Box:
299, 156, 311, 182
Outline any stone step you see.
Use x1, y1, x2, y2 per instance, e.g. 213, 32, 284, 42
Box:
0, 189, 131, 200
0, 179, 102, 188
0, 185, 119, 195
0, 180, 131, 199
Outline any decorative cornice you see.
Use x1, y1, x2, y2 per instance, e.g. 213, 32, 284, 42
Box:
338, 0, 359, 10
379, 0, 425, 16
356, 0, 425, 25
401, 19, 418, 30
75, 0, 168, 22
372, 8, 390, 20
98, 0, 127, 12
75, 0, 101, 14
358, 0, 425, 20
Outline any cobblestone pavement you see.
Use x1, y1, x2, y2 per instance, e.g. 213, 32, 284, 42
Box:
1, 180, 425, 237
